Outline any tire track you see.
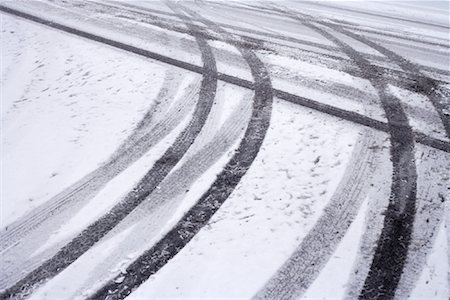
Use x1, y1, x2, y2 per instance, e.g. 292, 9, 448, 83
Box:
0, 2, 219, 298
327, 27, 449, 298
0, 71, 193, 251
0, 5, 447, 153
209, 1, 450, 50
64, 91, 252, 300
254, 7, 418, 300
87, 2, 273, 298
392, 146, 449, 299
53, 0, 450, 82
321, 22, 446, 300
330, 27, 450, 139
254, 128, 385, 299
0, 78, 200, 289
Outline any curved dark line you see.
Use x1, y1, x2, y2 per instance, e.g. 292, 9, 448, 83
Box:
327, 25, 446, 300
88, 2, 274, 299
336, 28, 450, 139
260, 7, 418, 300
0, 6, 218, 300
308, 20, 417, 300
1, 4, 447, 157
0, 6, 447, 151
0, 72, 192, 250
78, 1, 450, 80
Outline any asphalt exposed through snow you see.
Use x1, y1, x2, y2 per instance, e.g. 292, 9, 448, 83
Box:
1, 1, 449, 299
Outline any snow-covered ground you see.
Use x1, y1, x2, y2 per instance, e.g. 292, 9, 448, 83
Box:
1, 1, 449, 299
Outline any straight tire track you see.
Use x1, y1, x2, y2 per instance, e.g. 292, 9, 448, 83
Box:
0, 5, 448, 154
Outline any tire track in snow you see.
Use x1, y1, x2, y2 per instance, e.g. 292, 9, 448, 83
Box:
0, 77, 201, 289
66, 92, 253, 300
254, 7, 418, 300
254, 128, 385, 299
53, 0, 449, 84
334, 28, 450, 140
322, 27, 450, 300
87, 2, 273, 298
392, 146, 449, 299
0, 71, 192, 251
0, 3, 219, 298
0, 4, 448, 154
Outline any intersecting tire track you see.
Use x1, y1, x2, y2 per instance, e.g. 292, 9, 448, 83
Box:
50, 0, 450, 86
0, 78, 203, 290
0, 5, 447, 153
328, 26, 450, 300
87, 2, 274, 298
253, 7, 418, 300
0, 3, 219, 299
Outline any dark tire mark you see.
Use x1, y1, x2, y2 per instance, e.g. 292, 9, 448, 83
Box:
335, 28, 450, 139
0, 78, 202, 290
0, 5, 448, 154
318, 23, 443, 300
0, 3, 218, 299
0, 71, 190, 251
258, 7, 418, 300
61, 0, 450, 83
254, 129, 384, 299
68, 92, 252, 299
87, 2, 274, 299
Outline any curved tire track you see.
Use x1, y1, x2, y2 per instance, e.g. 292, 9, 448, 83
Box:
0, 71, 193, 251
254, 128, 385, 299
0, 3, 219, 298
87, 2, 274, 299
0, 77, 201, 289
254, 7, 418, 300
67, 92, 253, 299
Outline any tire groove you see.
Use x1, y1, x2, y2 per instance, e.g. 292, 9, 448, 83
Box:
0, 2, 219, 298
256, 7, 418, 300
0, 5, 448, 154
0, 73, 195, 250
87, 2, 274, 298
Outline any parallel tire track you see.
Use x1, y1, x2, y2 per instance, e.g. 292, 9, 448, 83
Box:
305, 17, 418, 300
0, 3, 219, 298
338, 29, 450, 139
0, 5, 448, 154
68, 93, 252, 299
254, 129, 385, 299
326, 26, 450, 300
0, 79, 201, 289
256, 7, 418, 300
87, 2, 274, 298
50, 0, 450, 84
0, 72, 194, 251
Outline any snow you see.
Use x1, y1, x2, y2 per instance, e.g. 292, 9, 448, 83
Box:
1, 0, 449, 299
1, 14, 171, 228
128, 98, 360, 299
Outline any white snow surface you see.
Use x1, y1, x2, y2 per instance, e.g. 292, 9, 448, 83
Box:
1, 0, 449, 299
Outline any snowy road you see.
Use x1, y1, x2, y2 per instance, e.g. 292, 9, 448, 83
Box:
1, 1, 449, 299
